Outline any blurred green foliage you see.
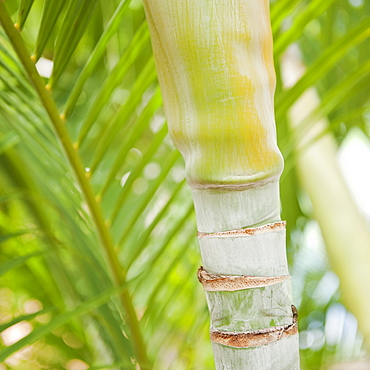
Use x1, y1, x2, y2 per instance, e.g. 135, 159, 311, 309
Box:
0, 0, 369, 369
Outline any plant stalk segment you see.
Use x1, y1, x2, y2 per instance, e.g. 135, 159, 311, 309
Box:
143, 0, 300, 368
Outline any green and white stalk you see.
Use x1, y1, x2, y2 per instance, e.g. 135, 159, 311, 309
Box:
283, 46, 370, 351
143, 1, 299, 368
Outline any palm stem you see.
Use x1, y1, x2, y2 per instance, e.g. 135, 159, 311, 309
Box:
143, 0, 299, 368
0, 4, 150, 368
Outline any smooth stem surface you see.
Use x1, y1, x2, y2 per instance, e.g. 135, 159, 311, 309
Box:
0, 4, 150, 368
143, 0, 283, 191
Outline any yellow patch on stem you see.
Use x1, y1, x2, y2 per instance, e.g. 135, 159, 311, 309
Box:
144, 0, 283, 188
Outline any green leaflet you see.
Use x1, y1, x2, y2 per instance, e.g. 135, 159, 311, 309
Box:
276, 18, 370, 122
50, 0, 99, 86
0, 251, 41, 276
34, 0, 72, 61
17, 0, 34, 30
0, 308, 54, 332
63, 0, 135, 117
0, 281, 130, 362
0, 132, 19, 154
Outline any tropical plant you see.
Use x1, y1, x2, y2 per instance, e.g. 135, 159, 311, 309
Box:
142, 0, 299, 368
0, 0, 369, 369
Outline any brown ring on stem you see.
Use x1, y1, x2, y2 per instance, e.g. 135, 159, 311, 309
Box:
198, 266, 290, 292
197, 221, 286, 239
211, 306, 298, 348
